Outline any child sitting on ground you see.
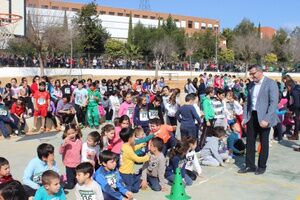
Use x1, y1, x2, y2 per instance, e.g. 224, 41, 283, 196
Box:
0, 157, 13, 184
10, 97, 26, 135
184, 136, 202, 180
81, 131, 101, 168
23, 143, 59, 198
119, 128, 150, 193
200, 127, 229, 167
75, 162, 104, 200
134, 127, 156, 156
94, 150, 133, 200
141, 137, 166, 191
227, 123, 245, 157
149, 118, 177, 155
34, 170, 66, 200
165, 141, 192, 186
59, 124, 82, 189
0, 95, 18, 138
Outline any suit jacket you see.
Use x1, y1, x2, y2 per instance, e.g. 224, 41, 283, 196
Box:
243, 76, 279, 127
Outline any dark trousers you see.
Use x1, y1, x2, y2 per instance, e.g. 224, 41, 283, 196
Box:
199, 119, 214, 149
162, 134, 177, 156
233, 139, 246, 155
167, 116, 177, 126
45, 112, 58, 128
24, 96, 34, 114
23, 185, 36, 197
246, 111, 270, 169
293, 109, 300, 136
64, 167, 76, 189
273, 122, 283, 141
11, 114, 25, 132
120, 173, 141, 193
75, 104, 86, 125
105, 108, 113, 121
59, 113, 75, 125
180, 125, 197, 139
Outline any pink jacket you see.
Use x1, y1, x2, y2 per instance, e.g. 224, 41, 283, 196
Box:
118, 101, 135, 123
59, 139, 82, 168
110, 126, 123, 154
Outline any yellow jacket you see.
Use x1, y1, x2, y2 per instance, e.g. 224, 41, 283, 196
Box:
119, 143, 150, 174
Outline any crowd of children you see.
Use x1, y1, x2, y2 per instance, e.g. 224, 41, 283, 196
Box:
0, 72, 299, 199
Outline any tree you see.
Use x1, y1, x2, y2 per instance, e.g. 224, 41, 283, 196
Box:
221, 28, 234, 49
152, 36, 177, 77
7, 38, 35, 56
286, 27, 300, 64
193, 29, 216, 60
219, 49, 235, 63
104, 39, 125, 59
234, 18, 257, 36
272, 28, 289, 63
264, 53, 277, 66
123, 43, 142, 62
75, 2, 110, 57
127, 12, 134, 44
185, 37, 199, 66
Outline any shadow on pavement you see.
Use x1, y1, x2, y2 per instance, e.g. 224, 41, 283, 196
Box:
278, 139, 299, 149
16, 131, 59, 142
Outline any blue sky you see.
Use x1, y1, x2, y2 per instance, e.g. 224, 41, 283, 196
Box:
69, 0, 300, 30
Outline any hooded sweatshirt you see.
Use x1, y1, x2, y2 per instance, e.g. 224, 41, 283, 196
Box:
200, 136, 223, 165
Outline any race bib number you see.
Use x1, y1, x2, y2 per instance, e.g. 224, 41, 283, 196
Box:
79, 190, 96, 200
148, 160, 158, 172
76, 95, 83, 104
32, 172, 43, 184
37, 98, 46, 105
0, 109, 7, 116
127, 107, 134, 118
105, 174, 117, 188
185, 155, 194, 171
65, 88, 71, 94
139, 110, 149, 121
149, 110, 159, 119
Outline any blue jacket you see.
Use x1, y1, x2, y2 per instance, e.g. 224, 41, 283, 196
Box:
227, 132, 241, 154
23, 157, 59, 190
133, 105, 149, 127
176, 105, 201, 128
94, 166, 128, 200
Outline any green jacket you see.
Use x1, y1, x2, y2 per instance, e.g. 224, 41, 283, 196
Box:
87, 89, 101, 107
201, 96, 215, 121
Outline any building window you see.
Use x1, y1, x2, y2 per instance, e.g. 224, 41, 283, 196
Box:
62, 7, 69, 10
188, 20, 193, 28
117, 13, 123, 16
214, 26, 218, 32
181, 21, 186, 28
142, 15, 148, 19
52, 6, 59, 10
126, 13, 130, 17
41, 5, 48, 9
195, 22, 199, 29
134, 14, 140, 18
109, 12, 115, 15
201, 26, 206, 30
150, 16, 155, 19
100, 11, 106, 14
71, 8, 79, 12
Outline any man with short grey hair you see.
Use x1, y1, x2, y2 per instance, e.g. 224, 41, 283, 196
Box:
238, 65, 279, 175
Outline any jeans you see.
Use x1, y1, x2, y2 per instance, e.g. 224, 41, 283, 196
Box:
147, 176, 161, 191
162, 134, 177, 156
64, 167, 76, 189
11, 114, 25, 132
0, 115, 17, 137
120, 173, 141, 193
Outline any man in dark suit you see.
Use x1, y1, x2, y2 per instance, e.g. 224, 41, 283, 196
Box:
238, 65, 279, 175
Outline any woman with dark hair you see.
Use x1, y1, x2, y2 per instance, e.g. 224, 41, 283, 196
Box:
19, 77, 34, 115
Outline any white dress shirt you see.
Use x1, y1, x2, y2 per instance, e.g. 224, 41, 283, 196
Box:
252, 76, 265, 110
